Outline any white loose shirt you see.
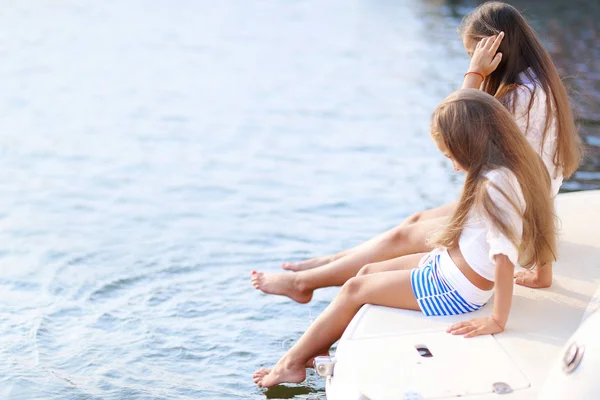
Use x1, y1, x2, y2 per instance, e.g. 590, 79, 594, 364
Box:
458, 168, 525, 281
513, 69, 562, 196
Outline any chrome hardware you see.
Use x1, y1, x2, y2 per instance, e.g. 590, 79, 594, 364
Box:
562, 341, 585, 374
314, 356, 336, 378
415, 344, 433, 358
492, 382, 513, 394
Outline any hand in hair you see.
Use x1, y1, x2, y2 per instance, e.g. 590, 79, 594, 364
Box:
468, 31, 504, 77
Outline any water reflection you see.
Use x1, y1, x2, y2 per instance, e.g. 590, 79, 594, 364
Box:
0, 2, 597, 400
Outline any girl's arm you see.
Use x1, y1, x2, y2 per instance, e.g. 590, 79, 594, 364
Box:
462, 73, 485, 90
462, 32, 504, 90
490, 254, 515, 329
446, 254, 514, 338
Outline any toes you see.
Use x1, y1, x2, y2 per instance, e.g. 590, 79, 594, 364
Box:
250, 272, 264, 288
253, 367, 270, 377
253, 368, 271, 386
281, 262, 295, 271
250, 271, 263, 278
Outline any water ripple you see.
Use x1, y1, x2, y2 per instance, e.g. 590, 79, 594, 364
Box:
0, 1, 597, 399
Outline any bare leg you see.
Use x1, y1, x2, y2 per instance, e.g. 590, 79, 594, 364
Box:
303, 276, 434, 366
281, 202, 457, 272
253, 256, 420, 388
356, 253, 429, 276
281, 251, 350, 272
252, 216, 448, 302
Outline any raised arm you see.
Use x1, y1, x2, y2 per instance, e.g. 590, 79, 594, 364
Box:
447, 254, 514, 338
462, 32, 504, 90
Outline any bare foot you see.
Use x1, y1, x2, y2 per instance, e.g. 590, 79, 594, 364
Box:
253, 359, 307, 388
250, 271, 313, 303
515, 269, 552, 288
282, 255, 335, 272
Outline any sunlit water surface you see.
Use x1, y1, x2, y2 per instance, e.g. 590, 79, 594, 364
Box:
0, 1, 598, 399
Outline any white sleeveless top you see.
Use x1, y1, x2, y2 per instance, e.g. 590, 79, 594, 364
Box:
458, 168, 526, 281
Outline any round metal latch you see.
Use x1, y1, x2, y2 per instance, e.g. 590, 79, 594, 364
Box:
493, 382, 513, 394
562, 341, 585, 374
316, 363, 328, 376
313, 356, 335, 378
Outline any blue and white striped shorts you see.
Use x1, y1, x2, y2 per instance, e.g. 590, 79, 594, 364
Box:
410, 253, 485, 316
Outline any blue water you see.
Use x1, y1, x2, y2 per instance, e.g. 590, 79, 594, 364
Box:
0, 1, 597, 399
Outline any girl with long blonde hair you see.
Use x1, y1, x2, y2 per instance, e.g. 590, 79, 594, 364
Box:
254, 89, 557, 388
251, 1, 581, 302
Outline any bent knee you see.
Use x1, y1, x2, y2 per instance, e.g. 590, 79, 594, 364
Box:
386, 224, 411, 246
404, 211, 424, 226
357, 263, 375, 277
340, 276, 365, 299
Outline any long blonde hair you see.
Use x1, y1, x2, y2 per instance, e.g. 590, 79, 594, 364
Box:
459, 1, 582, 178
430, 89, 557, 267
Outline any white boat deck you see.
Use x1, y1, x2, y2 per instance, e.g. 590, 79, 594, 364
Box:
326, 190, 600, 399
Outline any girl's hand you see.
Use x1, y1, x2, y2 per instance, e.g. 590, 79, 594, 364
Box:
515, 269, 552, 288
446, 317, 504, 338
468, 32, 504, 77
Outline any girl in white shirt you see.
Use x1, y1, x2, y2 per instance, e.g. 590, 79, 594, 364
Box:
253, 89, 557, 388
251, 1, 581, 303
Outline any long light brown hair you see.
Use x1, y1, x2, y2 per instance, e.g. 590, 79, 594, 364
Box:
459, 1, 582, 178
430, 89, 557, 267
